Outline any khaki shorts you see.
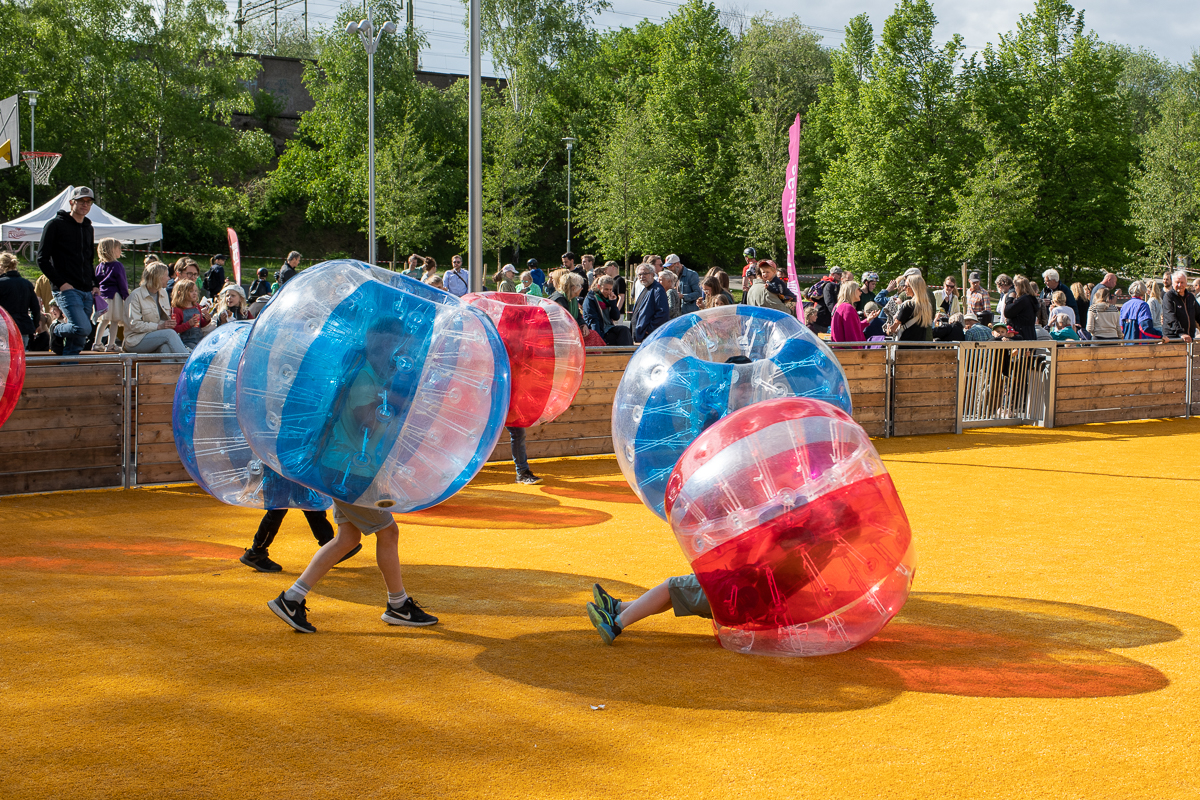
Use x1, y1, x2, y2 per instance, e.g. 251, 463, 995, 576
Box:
668, 574, 712, 619
331, 501, 395, 535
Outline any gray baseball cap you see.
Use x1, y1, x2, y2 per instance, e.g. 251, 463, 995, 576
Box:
70, 186, 94, 201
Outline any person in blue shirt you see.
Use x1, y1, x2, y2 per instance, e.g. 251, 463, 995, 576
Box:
526, 258, 546, 292
632, 263, 670, 344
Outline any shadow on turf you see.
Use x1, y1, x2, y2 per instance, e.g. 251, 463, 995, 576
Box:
319, 566, 1180, 713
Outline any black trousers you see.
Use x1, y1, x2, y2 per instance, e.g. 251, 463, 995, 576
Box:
250, 509, 335, 553
603, 326, 633, 346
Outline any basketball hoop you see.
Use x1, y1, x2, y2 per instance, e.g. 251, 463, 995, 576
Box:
21, 151, 61, 186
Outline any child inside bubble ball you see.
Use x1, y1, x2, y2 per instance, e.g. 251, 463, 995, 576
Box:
268, 315, 437, 633
587, 578, 710, 645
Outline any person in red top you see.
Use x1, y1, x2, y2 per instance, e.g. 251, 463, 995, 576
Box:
170, 279, 211, 350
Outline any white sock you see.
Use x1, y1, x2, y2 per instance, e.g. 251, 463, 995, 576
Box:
284, 579, 311, 603
388, 591, 409, 608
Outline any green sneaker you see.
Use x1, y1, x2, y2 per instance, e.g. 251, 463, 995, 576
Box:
592, 583, 622, 617
587, 602, 621, 645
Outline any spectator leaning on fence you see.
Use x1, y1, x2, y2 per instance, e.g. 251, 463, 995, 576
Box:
1119, 280, 1162, 340
1162, 271, 1199, 342
1086, 286, 1123, 340
0, 252, 39, 346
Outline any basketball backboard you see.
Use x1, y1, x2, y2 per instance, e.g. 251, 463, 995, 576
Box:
0, 94, 19, 170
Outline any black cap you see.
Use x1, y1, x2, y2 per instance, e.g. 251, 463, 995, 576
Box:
257, 267, 268, 277
527, 258, 538, 267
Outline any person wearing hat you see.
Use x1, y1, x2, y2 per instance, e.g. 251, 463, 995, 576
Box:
37, 186, 97, 355
496, 263, 518, 293
526, 258, 546, 291
248, 267, 272, 302
857, 272, 879, 313
740, 247, 758, 295
962, 312, 991, 341
966, 272, 990, 316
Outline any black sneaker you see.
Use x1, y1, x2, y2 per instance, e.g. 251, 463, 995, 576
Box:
268, 591, 316, 633
516, 471, 542, 485
336, 543, 363, 564
381, 597, 439, 627
587, 602, 621, 645
240, 549, 282, 573
592, 583, 622, 617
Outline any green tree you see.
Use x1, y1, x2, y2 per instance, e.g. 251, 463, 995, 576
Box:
951, 126, 1037, 285
454, 97, 540, 268
814, 0, 967, 274
377, 119, 445, 261
1130, 57, 1200, 268
638, 0, 743, 263
576, 103, 656, 267
969, 0, 1137, 279
731, 15, 832, 260
473, 0, 609, 115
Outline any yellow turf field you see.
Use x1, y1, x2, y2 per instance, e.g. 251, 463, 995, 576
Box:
1, 420, 1197, 799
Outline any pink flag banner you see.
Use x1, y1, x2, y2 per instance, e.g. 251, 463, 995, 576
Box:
781, 114, 802, 320
227, 227, 242, 285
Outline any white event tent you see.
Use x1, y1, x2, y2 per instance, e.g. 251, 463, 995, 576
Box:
1, 185, 163, 245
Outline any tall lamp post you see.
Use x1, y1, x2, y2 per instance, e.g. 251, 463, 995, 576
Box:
347, 9, 398, 265
23, 90, 39, 211
562, 136, 576, 253
468, 0, 482, 293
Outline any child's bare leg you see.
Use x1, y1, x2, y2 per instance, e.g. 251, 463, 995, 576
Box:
297, 524, 362, 587
616, 580, 673, 629
374, 522, 406, 595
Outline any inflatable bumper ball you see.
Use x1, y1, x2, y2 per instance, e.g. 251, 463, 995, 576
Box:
613, 305, 851, 519
663, 397, 915, 656
172, 322, 329, 510
462, 292, 585, 427
0, 305, 26, 430
237, 259, 511, 511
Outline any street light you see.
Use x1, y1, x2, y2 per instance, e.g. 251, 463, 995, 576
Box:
562, 136, 576, 253
23, 90, 39, 211
346, 9, 398, 266
468, 0, 482, 293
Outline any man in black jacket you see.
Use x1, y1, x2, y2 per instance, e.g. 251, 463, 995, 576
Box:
37, 186, 96, 355
1162, 271, 1199, 342
0, 252, 41, 346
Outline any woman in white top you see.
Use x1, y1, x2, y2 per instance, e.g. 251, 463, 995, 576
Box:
123, 262, 189, 353
1047, 290, 1077, 327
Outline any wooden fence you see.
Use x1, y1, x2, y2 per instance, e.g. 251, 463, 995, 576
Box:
2, 341, 1197, 496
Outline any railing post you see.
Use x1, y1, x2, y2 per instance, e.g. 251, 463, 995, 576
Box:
121, 355, 132, 489
1187, 340, 1193, 419
884, 342, 894, 438
955, 341, 968, 434
129, 358, 139, 489
1044, 342, 1058, 429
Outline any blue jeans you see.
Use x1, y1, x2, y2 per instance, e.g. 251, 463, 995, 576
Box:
507, 426, 529, 474
52, 289, 94, 355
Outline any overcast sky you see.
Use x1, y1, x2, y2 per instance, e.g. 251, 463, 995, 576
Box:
248, 0, 1198, 75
